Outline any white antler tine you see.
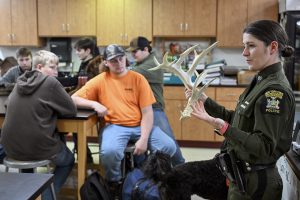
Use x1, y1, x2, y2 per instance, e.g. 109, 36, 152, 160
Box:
175, 44, 199, 66
149, 57, 163, 71
197, 42, 218, 60
149, 53, 172, 71
180, 44, 199, 57
192, 70, 208, 90
188, 42, 218, 77
153, 56, 160, 66
186, 49, 200, 77
162, 52, 170, 64
197, 77, 216, 94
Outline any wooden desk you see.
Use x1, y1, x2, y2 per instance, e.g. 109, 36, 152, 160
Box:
0, 96, 98, 200
0, 172, 54, 200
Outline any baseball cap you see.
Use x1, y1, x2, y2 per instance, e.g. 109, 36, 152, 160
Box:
103, 44, 125, 61
127, 37, 151, 52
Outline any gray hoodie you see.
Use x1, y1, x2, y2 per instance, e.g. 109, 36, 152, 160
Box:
1, 70, 77, 160
0, 65, 25, 87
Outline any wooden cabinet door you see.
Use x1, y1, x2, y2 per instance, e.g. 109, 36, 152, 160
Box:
97, 0, 124, 46
0, 0, 40, 46
185, 0, 217, 36
0, 0, 12, 45
215, 87, 245, 142
124, 0, 152, 45
181, 87, 215, 141
67, 0, 96, 36
11, 0, 40, 46
164, 99, 182, 140
38, 0, 95, 36
182, 112, 215, 141
38, 0, 67, 36
248, 0, 278, 23
217, 0, 247, 47
153, 0, 185, 36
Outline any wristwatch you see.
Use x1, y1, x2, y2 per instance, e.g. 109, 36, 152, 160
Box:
214, 121, 229, 136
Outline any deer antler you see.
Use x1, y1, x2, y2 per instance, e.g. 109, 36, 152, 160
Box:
149, 42, 219, 119
151, 44, 201, 89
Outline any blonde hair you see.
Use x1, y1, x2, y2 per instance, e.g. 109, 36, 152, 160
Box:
32, 50, 59, 69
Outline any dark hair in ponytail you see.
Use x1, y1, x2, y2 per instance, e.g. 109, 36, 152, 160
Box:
243, 20, 294, 58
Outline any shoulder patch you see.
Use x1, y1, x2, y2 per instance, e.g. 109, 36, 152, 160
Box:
261, 89, 284, 115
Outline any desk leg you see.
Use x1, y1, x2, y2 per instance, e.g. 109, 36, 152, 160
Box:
77, 123, 87, 200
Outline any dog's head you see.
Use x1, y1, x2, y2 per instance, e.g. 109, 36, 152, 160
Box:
141, 151, 172, 183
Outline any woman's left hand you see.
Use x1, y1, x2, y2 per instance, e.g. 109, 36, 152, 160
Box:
191, 100, 211, 122
191, 100, 225, 129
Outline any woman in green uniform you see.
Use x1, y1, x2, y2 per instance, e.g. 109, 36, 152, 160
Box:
187, 20, 295, 199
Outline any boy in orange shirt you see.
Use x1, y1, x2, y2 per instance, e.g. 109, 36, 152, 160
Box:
72, 44, 176, 197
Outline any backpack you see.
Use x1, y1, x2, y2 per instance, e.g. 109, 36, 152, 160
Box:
122, 168, 161, 200
80, 171, 111, 200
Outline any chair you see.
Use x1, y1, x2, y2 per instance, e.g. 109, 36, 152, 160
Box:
3, 157, 56, 200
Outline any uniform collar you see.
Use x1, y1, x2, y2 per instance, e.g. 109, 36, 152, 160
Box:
256, 62, 282, 84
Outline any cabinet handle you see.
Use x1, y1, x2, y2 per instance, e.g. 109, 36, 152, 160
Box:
62, 24, 66, 32
67, 24, 70, 32
124, 33, 128, 42
7, 34, 11, 41
185, 23, 188, 31
180, 23, 183, 31
11, 33, 15, 41
120, 33, 123, 42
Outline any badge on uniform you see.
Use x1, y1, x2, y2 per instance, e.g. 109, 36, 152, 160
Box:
261, 89, 284, 114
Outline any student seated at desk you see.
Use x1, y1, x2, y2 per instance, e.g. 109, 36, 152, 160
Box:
71, 44, 176, 198
0, 50, 77, 200
0, 47, 32, 89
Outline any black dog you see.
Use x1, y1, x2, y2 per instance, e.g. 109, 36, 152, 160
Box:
141, 151, 228, 200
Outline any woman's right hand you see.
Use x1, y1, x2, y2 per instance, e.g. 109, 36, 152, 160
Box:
185, 88, 192, 99
185, 88, 208, 102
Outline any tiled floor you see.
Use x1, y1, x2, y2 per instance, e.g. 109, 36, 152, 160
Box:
0, 142, 220, 200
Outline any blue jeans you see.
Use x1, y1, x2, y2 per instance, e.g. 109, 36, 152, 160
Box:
99, 124, 176, 182
153, 108, 185, 166
42, 142, 75, 200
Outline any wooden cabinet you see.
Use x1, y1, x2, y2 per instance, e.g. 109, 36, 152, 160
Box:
153, 0, 217, 37
216, 0, 247, 48
164, 86, 245, 142
164, 86, 216, 141
181, 88, 216, 141
97, 0, 152, 46
0, 0, 42, 46
214, 87, 245, 141
38, 0, 96, 37
217, 0, 278, 47
247, 0, 278, 23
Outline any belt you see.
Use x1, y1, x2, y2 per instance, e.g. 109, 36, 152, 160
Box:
238, 161, 275, 173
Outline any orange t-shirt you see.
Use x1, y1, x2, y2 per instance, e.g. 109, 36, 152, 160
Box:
74, 70, 156, 126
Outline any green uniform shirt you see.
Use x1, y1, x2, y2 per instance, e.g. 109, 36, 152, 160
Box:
132, 52, 165, 109
205, 62, 295, 165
